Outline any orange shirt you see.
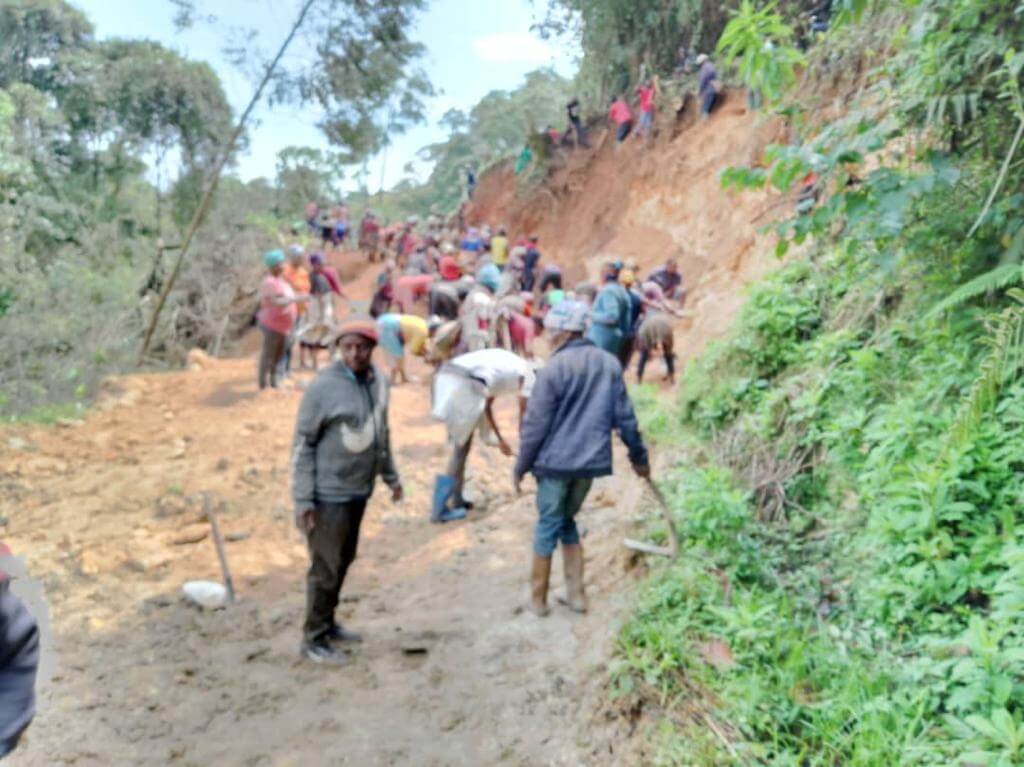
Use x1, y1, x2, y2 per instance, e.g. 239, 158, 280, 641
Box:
281, 264, 311, 315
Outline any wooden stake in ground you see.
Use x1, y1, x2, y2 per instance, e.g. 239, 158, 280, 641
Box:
203, 493, 236, 604
624, 478, 681, 559
137, 0, 317, 363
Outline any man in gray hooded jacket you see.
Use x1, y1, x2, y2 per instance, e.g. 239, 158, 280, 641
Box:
291, 316, 403, 665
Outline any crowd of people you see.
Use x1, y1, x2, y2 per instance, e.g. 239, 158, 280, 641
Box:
253, 210, 691, 665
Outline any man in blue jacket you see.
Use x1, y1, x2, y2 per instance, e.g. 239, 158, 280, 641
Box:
514, 300, 650, 616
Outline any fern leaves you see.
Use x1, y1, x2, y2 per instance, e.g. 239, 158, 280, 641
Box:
947, 288, 1024, 453
927, 263, 1024, 318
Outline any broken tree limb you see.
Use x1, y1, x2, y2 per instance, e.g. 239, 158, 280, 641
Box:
203, 493, 236, 604
624, 477, 681, 559
137, 0, 317, 363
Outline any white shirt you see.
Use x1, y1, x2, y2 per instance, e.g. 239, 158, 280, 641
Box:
449, 348, 536, 398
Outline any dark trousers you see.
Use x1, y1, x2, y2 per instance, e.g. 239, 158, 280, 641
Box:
701, 91, 718, 116
445, 433, 474, 507
0, 584, 38, 758
637, 344, 675, 382
303, 499, 367, 644
539, 272, 562, 293
258, 325, 287, 389
617, 335, 636, 370
616, 120, 633, 142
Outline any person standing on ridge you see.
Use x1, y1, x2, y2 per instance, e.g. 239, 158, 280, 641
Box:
431, 348, 535, 523
465, 165, 477, 199
608, 95, 633, 144
566, 98, 588, 148
635, 79, 657, 143
291, 318, 403, 665
257, 250, 307, 390
514, 301, 650, 616
697, 54, 721, 118
587, 261, 632, 359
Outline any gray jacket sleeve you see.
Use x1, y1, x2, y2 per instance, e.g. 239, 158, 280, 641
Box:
379, 401, 401, 489
291, 384, 322, 512
613, 374, 649, 467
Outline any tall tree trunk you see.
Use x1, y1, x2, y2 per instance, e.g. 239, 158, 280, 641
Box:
137, 0, 317, 363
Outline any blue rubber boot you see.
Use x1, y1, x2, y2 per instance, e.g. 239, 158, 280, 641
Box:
431, 475, 468, 523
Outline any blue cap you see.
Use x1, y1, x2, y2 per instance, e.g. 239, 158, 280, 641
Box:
264, 249, 285, 267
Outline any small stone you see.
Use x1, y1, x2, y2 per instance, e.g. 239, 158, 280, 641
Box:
171, 524, 208, 545
225, 530, 251, 543
440, 713, 463, 732
215, 458, 230, 472
6, 437, 31, 451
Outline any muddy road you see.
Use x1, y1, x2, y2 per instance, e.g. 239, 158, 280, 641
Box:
2, 324, 652, 766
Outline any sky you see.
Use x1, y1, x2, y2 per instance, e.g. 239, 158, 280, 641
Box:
72, 0, 579, 191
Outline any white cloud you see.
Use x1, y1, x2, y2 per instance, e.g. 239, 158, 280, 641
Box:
471, 33, 555, 65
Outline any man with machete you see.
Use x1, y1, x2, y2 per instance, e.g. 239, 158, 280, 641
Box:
291, 316, 403, 665
513, 300, 650, 617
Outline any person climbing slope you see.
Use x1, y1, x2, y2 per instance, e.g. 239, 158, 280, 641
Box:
697, 54, 721, 118
257, 250, 307, 390
565, 97, 588, 148
608, 95, 633, 144
514, 300, 650, 617
635, 79, 657, 143
430, 348, 535, 523
291, 317, 403, 666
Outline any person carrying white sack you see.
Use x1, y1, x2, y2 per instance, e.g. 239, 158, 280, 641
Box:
429, 348, 536, 523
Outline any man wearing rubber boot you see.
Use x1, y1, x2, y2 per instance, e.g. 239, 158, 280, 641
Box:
291, 317, 403, 664
430, 348, 535, 522
514, 300, 650, 616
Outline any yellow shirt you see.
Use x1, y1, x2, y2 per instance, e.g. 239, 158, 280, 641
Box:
491, 235, 509, 266
399, 315, 429, 355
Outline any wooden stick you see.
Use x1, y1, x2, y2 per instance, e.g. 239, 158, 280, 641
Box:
623, 478, 681, 559
203, 493, 236, 604
646, 477, 681, 558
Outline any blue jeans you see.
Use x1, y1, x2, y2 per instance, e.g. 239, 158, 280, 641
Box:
534, 477, 593, 556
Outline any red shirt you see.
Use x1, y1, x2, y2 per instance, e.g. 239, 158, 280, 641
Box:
257, 275, 296, 335
637, 86, 655, 113
608, 100, 632, 125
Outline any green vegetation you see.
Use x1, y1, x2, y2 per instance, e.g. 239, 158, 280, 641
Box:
0, 0, 429, 418
617, 1, 1024, 763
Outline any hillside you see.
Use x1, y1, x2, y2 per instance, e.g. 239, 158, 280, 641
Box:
467, 90, 787, 362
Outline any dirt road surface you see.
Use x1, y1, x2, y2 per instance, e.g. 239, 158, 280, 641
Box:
1, 262, 655, 765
